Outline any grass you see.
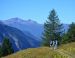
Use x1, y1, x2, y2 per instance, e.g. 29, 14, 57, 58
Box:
2, 42, 75, 58
58, 42, 75, 58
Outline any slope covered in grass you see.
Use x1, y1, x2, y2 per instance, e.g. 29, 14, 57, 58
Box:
58, 42, 75, 58
3, 42, 75, 58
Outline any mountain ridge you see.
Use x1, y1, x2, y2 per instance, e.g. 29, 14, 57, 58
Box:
0, 22, 40, 52
2, 17, 44, 40
2, 17, 69, 40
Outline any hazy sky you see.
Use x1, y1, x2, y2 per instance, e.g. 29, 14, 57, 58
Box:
0, 0, 75, 24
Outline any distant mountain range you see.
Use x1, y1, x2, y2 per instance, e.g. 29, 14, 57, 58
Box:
0, 22, 40, 52
2, 17, 69, 39
2, 17, 44, 40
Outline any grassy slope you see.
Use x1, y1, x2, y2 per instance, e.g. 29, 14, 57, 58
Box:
2, 42, 75, 58
58, 42, 75, 58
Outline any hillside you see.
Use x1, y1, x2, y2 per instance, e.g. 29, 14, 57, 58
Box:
3, 42, 75, 58
2, 18, 44, 40
0, 22, 40, 52
2, 17, 69, 40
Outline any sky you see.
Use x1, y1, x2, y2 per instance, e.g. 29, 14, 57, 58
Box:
0, 0, 75, 24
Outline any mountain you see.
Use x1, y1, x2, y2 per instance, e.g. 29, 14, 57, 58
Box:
0, 22, 40, 52
2, 17, 69, 40
3, 42, 75, 58
2, 17, 44, 40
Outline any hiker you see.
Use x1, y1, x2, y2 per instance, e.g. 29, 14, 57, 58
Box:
54, 40, 58, 49
50, 40, 53, 47
50, 40, 58, 49
49, 40, 55, 48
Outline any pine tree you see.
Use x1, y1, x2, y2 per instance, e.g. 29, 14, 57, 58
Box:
0, 46, 2, 58
67, 22, 75, 42
2, 37, 14, 56
42, 9, 62, 46
62, 22, 75, 44
62, 33, 69, 44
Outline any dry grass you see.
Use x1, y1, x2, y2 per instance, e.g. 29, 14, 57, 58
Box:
2, 42, 75, 58
58, 42, 75, 57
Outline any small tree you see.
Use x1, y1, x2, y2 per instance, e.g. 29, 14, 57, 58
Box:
62, 33, 69, 44
0, 46, 2, 57
42, 9, 62, 46
62, 22, 75, 44
67, 22, 75, 42
2, 37, 14, 56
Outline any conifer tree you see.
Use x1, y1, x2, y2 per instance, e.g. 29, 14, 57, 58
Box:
2, 37, 14, 56
42, 9, 62, 46
0, 46, 2, 57
67, 22, 75, 42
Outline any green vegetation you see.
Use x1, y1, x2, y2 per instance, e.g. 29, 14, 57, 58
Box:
0, 37, 14, 58
3, 42, 75, 58
67, 22, 75, 42
0, 46, 2, 57
42, 9, 62, 46
42, 9, 75, 47
62, 22, 75, 44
